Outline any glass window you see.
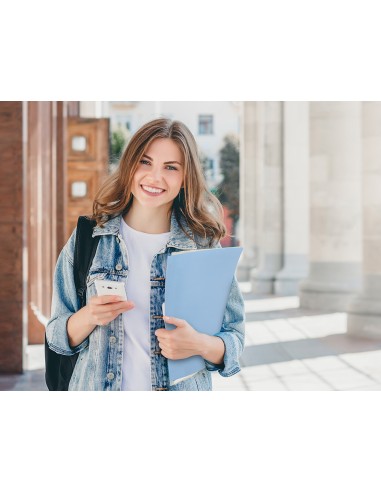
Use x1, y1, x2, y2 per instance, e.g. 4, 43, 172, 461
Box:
71, 135, 87, 152
198, 115, 213, 135
71, 181, 87, 198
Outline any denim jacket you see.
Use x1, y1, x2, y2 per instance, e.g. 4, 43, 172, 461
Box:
46, 209, 245, 391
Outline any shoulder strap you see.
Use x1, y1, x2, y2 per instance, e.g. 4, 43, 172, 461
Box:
74, 216, 101, 308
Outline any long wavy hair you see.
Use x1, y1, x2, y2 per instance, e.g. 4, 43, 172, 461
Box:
91, 118, 227, 246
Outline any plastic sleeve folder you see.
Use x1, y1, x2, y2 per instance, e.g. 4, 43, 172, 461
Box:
163, 246, 243, 385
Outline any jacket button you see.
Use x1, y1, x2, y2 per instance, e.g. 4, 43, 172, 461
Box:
110, 336, 117, 344
115, 263, 123, 271
107, 372, 115, 380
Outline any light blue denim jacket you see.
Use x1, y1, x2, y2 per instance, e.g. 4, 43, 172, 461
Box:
46, 209, 245, 391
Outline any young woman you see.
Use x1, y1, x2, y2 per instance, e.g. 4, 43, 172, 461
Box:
46, 118, 245, 391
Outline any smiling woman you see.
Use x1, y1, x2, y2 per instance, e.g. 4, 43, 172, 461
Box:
92, 118, 227, 242
45, 118, 246, 391
127, 138, 185, 232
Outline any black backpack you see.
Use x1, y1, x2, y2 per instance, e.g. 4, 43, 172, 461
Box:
45, 216, 100, 391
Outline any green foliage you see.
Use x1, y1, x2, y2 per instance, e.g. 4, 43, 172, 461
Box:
217, 134, 240, 224
110, 128, 127, 164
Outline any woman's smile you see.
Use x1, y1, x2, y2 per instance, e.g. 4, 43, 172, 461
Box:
140, 184, 166, 196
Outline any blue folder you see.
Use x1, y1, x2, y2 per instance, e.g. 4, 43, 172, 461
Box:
163, 246, 243, 385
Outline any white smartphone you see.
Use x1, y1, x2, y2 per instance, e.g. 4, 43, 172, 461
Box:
94, 279, 127, 300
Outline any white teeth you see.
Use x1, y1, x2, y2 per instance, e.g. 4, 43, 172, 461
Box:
142, 185, 164, 194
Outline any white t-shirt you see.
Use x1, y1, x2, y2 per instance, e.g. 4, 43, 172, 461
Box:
120, 219, 170, 391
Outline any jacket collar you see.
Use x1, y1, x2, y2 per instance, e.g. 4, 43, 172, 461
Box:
92, 208, 197, 250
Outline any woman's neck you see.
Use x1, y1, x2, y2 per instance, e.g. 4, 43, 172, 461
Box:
123, 203, 172, 234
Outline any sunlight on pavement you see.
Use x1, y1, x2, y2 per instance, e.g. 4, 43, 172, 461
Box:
244, 296, 300, 313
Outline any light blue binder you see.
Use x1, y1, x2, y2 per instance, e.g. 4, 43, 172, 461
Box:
164, 246, 243, 385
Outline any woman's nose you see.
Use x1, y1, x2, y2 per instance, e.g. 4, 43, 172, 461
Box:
148, 167, 163, 181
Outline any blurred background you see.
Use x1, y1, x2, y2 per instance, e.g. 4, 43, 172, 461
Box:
1, 100, 381, 390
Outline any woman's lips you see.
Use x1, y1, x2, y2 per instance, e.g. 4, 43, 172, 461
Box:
140, 185, 165, 197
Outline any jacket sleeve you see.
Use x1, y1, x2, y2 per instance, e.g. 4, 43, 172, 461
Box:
45, 227, 89, 356
203, 240, 246, 377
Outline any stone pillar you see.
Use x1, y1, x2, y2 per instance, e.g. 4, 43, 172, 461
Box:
250, 102, 283, 294
347, 102, 381, 339
237, 102, 261, 281
275, 102, 310, 295
299, 102, 363, 311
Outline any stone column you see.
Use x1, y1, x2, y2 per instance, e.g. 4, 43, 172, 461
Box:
299, 102, 363, 311
347, 102, 381, 339
275, 102, 310, 295
250, 102, 283, 294
237, 101, 262, 281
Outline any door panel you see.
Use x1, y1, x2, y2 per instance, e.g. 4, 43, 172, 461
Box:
66, 117, 109, 239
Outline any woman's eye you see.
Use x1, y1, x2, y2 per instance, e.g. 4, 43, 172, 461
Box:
139, 160, 178, 171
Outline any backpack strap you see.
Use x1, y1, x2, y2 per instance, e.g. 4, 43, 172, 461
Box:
45, 216, 100, 391
73, 216, 101, 308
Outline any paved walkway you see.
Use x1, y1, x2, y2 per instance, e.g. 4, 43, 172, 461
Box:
2, 282, 381, 391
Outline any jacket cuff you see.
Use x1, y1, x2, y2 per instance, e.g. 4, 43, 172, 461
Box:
204, 332, 241, 377
46, 312, 89, 356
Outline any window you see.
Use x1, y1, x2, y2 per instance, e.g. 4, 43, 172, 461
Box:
198, 115, 214, 135
71, 135, 87, 152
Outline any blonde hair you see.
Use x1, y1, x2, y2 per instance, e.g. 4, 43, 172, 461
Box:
91, 118, 227, 246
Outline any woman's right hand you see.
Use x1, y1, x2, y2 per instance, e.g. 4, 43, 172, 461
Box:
67, 295, 134, 348
86, 295, 135, 327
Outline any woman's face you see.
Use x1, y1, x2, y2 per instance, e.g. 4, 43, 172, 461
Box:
131, 138, 185, 212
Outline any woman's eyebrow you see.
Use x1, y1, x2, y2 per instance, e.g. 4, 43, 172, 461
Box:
143, 154, 183, 165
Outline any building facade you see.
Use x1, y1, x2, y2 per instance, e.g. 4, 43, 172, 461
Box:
240, 101, 381, 339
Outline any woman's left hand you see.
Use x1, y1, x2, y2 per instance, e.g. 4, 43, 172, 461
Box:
155, 316, 203, 360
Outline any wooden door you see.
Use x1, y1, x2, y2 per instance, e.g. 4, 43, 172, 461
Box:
66, 117, 110, 240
